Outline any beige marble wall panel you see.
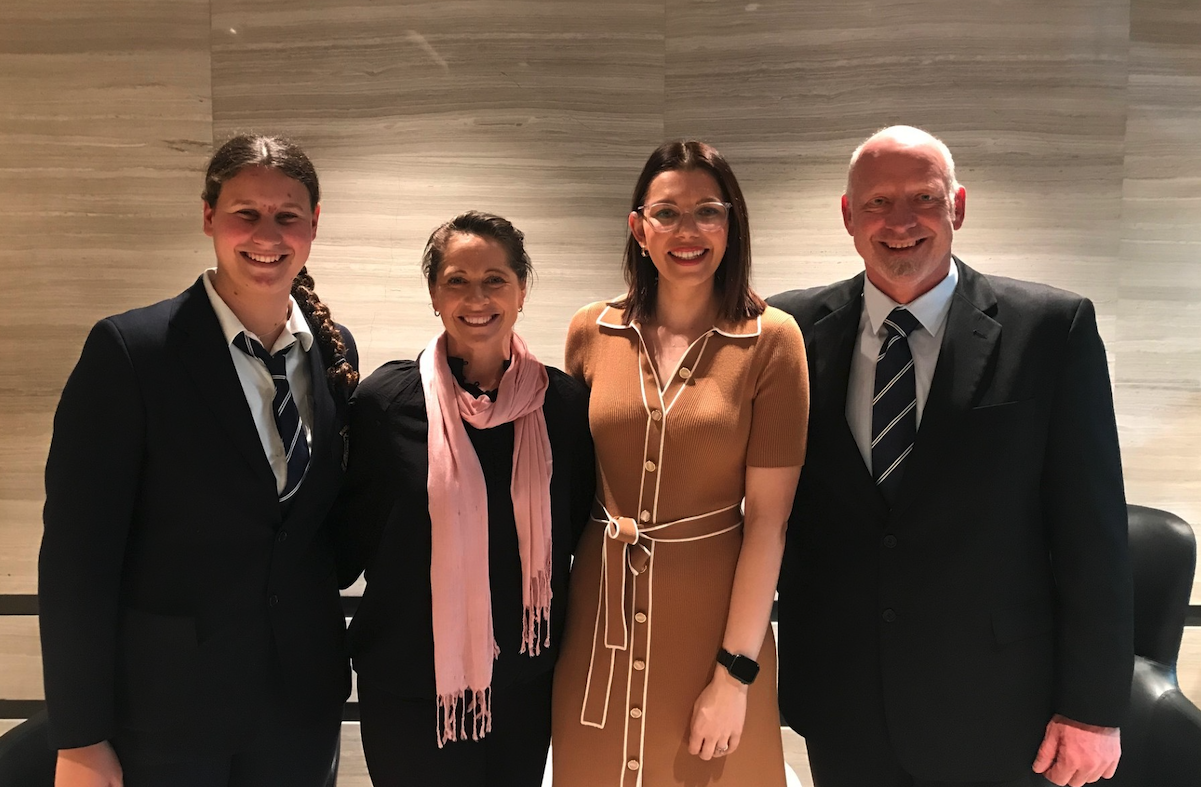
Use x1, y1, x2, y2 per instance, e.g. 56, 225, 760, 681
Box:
662, 0, 1130, 314
0, 618, 42, 700
1117, 0, 1201, 601
0, 0, 212, 593
210, 0, 665, 373
1180, 627, 1201, 705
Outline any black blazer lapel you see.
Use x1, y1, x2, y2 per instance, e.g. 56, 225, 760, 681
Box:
806, 275, 889, 521
168, 278, 278, 492
892, 259, 1001, 517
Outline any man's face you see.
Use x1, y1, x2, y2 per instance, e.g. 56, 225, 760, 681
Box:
842, 139, 965, 302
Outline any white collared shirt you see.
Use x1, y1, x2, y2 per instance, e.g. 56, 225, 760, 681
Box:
846, 262, 959, 473
203, 269, 315, 495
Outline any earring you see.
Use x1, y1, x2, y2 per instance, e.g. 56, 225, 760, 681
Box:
641, 248, 649, 258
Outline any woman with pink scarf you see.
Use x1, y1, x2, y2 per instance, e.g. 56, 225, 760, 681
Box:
336, 211, 595, 786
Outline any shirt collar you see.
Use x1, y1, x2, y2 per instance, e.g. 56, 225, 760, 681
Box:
202, 269, 314, 354
862, 261, 958, 338
595, 302, 762, 338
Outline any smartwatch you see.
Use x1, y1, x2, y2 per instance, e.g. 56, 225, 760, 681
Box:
716, 647, 760, 685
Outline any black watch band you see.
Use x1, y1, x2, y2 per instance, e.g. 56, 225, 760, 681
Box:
716, 647, 760, 685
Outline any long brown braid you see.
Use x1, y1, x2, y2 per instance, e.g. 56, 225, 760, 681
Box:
204, 134, 358, 396
291, 266, 359, 393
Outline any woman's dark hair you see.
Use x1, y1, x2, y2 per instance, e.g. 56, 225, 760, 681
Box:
421, 211, 533, 290
612, 139, 765, 324
203, 134, 357, 393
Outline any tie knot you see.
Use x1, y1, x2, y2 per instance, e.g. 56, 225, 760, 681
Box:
883, 307, 921, 339
233, 331, 291, 374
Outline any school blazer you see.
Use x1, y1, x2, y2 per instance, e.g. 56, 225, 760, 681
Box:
38, 277, 356, 757
768, 259, 1133, 782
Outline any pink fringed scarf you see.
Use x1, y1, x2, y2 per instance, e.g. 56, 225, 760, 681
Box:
420, 331, 553, 747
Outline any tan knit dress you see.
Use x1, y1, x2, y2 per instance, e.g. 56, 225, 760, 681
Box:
552, 301, 809, 787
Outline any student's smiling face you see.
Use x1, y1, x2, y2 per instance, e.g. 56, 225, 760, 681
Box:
204, 166, 319, 301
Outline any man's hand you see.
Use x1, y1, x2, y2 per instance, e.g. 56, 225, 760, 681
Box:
687, 668, 748, 761
56, 740, 123, 787
1032, 714, 1120, 786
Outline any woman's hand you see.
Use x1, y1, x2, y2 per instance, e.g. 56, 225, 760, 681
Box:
55, 741, 123, 787
687, 667, 749, 760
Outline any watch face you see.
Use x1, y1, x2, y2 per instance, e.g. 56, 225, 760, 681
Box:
731, 655, 759, 684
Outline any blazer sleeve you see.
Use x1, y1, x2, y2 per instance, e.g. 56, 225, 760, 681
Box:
1042, 298, 1133, 727
39, 319, 146, 749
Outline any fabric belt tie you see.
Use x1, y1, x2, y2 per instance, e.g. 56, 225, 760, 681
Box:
580, 502, 743, 728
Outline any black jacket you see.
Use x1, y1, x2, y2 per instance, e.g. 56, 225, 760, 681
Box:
336, 358, 595, 699
39, 277, 356, 756
769, 259, 1132, 781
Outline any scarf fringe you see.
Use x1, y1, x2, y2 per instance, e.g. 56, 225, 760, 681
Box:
436, 686, 494, 748
520, 565, 553, 655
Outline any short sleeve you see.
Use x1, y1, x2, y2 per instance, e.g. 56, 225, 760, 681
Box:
746, 311, 809, 468
564, 304, 597, 388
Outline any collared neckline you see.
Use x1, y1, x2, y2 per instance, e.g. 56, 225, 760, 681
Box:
203, 268, 314, 354
862, 262, 959, 338
594, 302, 762, 338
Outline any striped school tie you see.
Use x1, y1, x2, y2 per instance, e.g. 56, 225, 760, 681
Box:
234, 332, 310, 502
871, 308, 921, 505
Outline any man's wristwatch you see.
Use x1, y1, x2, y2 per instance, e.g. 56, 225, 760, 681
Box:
716, 647, 760, 685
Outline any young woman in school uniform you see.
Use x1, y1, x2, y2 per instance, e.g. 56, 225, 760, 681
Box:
40, 135, 357, 787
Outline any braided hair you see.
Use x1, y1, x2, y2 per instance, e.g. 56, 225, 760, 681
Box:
203, 134, 358, 394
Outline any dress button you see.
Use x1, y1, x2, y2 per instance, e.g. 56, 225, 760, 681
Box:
630, 707, 643, 719
627, 760, 640, 771
678, 367, 692, 380
639, 510, 650, 523
650, 409, 662, 422
882, 608, 896, 623
645, 460, 656, 472
882, 535, 897, 549
269, 595, 279, 607
634, 612, 647, 624
633, 659, 646, 671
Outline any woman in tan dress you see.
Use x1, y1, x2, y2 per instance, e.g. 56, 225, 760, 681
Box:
552, 140, 809, 786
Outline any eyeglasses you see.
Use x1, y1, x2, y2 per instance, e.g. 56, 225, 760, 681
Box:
634, 201, 732, 233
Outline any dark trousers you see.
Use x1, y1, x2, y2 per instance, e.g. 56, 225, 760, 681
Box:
806, 734, 1051, 787
358, 670, 552, 787
112, 699, 341, 787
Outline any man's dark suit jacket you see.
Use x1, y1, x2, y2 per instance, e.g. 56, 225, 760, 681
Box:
38, 277, 356, 759
768, 258, 1133, 782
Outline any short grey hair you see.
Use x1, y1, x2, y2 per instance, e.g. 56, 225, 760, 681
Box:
846, 125, 960, 199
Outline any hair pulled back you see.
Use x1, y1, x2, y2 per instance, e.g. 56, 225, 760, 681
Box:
421, 211, 534, 291
203, 134, 358, 394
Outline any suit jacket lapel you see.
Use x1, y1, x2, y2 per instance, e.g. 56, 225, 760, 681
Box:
806, 274, 889, 521
169, 278, 278, 492
892, 259, 1001, 517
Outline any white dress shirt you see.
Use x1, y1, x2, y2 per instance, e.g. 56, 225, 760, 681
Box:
203, 269, 315, 495
846, 263, 959, 473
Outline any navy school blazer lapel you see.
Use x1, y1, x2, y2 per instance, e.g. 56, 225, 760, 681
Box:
805, 274, 889, 522
168, 278, 278, 497
890, 259, 1001, 519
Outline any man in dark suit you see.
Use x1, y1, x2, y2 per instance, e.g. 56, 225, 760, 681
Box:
39, 142, 357, 787
769, 126, 1132, 787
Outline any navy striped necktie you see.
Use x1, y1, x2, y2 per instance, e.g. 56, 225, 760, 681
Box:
872, 308, 921, 505
234, 332, 310, 502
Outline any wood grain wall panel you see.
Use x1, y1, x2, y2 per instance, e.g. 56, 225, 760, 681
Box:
662, 0, 1130, 308
1118, 0, 1201, 601
0, 618, 42, 701
0, 0, 212, 594
210, 0, 664, 373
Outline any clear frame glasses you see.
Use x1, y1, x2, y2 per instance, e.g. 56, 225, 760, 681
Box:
634, 201, 732, 233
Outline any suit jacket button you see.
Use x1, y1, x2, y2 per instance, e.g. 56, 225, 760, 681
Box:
277, 530, 288, 543
882, 608, 896, 623
882, 535, 897, 548
269, 595, 279, 607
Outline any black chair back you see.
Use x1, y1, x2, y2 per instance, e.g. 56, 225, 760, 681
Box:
0, 710, 55, 786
